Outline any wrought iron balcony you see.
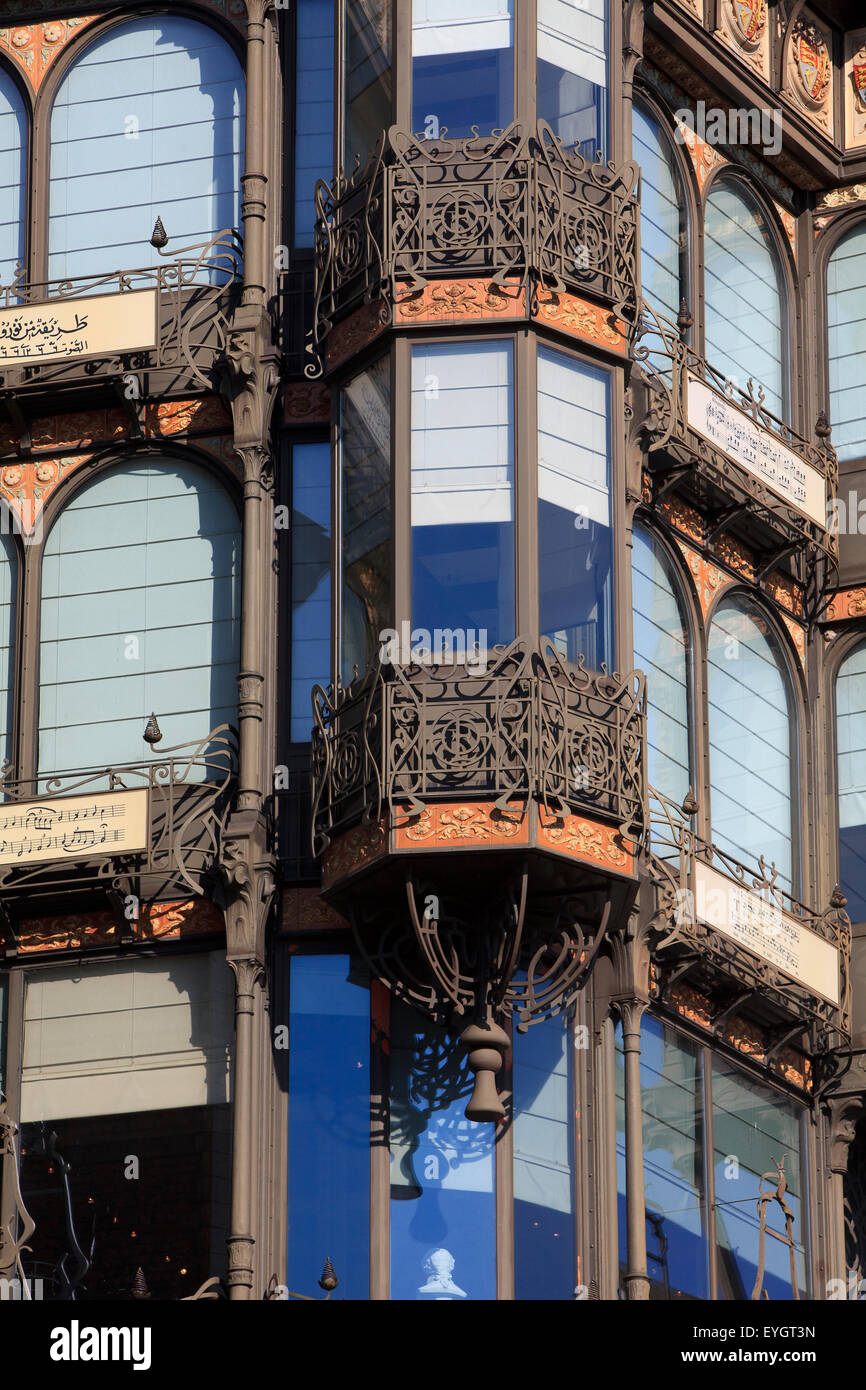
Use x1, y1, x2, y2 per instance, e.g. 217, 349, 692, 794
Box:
647, 785, 851, 1044
0, 726, 237, 922
0, 230, 243, 403
310, 123, 640, 361
635, 306, 838, 608
311, 638, 646, 863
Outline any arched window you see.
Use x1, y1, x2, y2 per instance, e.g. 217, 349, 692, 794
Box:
0, 65, 26, 286
827, 223, 866, 463
632, 525, 690, 808
707, 597, 794, 891
836, 643, 866, 922
704, 181, 786, 420
632, 102, 685, 325
0, 529, 17, 771
39, 460, 241, 775
48, 15, 244, 282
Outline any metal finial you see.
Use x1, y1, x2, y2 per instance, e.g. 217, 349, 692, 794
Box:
681, 786, 699, 818
143, 713, 163, 746
318, 1257, 338, 1293
150, 217, 168, 250
816, 409, 832, 440
830, 883, 847, 910
677, 297, 694, 334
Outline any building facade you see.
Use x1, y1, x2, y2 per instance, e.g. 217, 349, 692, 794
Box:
0, 0, 866, 1303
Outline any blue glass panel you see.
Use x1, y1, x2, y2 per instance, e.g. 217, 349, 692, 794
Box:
49, 16, 244, 282
836, 643, 866, 921
615, 1016, 709, 1300
538, 346, 612, 670
632, 525, 690, 808
704, 183, 785, 419
712, 1056, 806, 1300
390, 1001, 495, 1300
0, 66, 25, 287
39, 462, 241, 774
287, 955, 370, 1300
707, 598, 793, 892
513, 1013, 575, 1299
632, 103, 681, 323
294, 0, 334, 246
538, 0, 607, 160
412, 0, 513, 138
291, 442, 331, 741
411, 341, 514, 651
827, 224, 866, 462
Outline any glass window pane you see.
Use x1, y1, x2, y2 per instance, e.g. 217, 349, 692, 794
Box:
294, 0, 334, 246
291, 442, 331, 741
389, 1000, 495, 1300
341, 356, 391, 682
704, 183, 785, 419
707, 598, 793, 892
712, 1057, 806, 1300
538, 345, 612, 670
287, 955, 370, 1300
632, 525, 690, 808
615, 1016, 709, 1300
837, 643, 866, 921
49, 16, 244, 282
514, 1013, 575, 1299
411, 341, 514, 649
412, 0, 513, 139
344, 0, 392, 167
18, 953, 233, 1300
0, 67, 25, 288
538, 0, 607, 160
39, 462, 241, 775
632, 103, 682, 324
828, 224, 866, 462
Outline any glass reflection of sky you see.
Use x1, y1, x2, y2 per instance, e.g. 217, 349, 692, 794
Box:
390, 1002, 495, 1300
287, 956, 370, 1300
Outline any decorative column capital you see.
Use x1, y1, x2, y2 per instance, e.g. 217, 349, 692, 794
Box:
217, 814, 277, 969
827, 1095, 865, 1175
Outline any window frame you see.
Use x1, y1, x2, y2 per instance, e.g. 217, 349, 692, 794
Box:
819, 212, 866, 474
699, 168, 795, 428
631, 89, 695, 337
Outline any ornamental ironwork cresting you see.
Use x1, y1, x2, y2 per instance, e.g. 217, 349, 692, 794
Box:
310, 122, 640, 362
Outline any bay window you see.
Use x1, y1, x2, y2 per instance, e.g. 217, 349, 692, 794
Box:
0, 66, 25, 287
340, 355, 392, 683
632, 525, 691, 808
836, 643, 866, 923
345, 0, 392, 167
827, 223, 866, 463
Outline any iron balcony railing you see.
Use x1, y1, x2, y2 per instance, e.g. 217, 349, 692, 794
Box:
647, 784, 851, 1037
311, 122, 640, 359
310, 637, 647, 857
0, 229, 243, 395
0, 725, 237, 903
635, 305, 837, 577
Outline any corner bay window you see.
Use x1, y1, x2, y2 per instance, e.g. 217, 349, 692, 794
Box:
615, 1016, 807, 1300
340, 356, 392, 684
632, 524, 691, 808
538, 0, 607, 159
836, 643, 866, 922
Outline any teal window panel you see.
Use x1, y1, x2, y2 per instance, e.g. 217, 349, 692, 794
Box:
48, 15, 244, 283
38, 461, 241, 776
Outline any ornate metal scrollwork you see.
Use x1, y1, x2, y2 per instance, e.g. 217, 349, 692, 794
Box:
0, 230, 243, 395
0, 725, 237, 903
312, 122, 640, 358
0, 1093, 36, 1293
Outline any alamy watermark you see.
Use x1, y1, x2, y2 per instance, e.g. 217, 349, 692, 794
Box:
379, 621, 488, 675
675, 100, 783, 158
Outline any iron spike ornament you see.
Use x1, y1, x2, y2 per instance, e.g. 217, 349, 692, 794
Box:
150, 217, 168, 250
143, 713, 162, 746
